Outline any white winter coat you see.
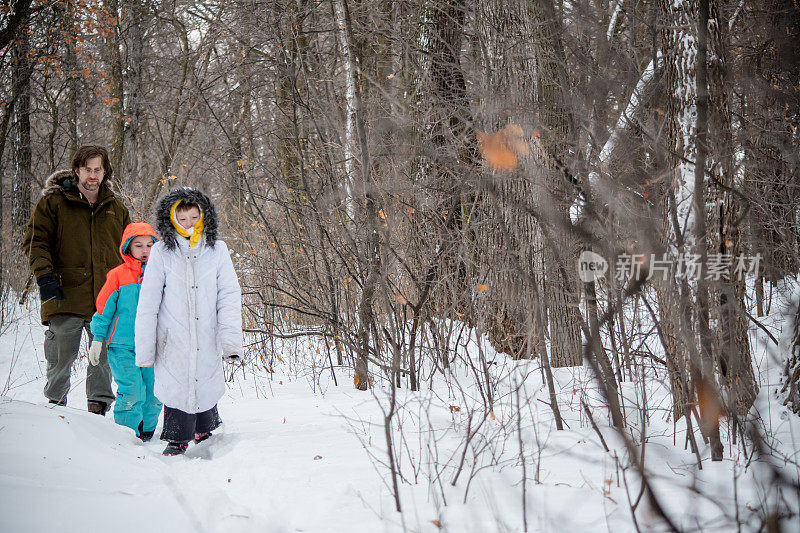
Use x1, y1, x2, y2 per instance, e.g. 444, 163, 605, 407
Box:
135, 235, 243, 413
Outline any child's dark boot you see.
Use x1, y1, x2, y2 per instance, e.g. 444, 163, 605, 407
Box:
162, 442, 188, 456
137, 421, 155, 442
194, 432, 212, 444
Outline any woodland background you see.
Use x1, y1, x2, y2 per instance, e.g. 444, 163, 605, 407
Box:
1, 0, 799, 530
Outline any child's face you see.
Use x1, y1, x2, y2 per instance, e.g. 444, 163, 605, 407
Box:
129, 235, 154, 262
176, 206, 201, 230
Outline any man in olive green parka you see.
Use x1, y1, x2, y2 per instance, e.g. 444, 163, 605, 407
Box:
22, 145, 130, 414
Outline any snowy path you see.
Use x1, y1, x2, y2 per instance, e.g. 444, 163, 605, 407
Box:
0, 388, 402, 533
0, 389, 633, 533
2, 303, 799, 532
0, 307, 403, 533
0, 308, 632, 533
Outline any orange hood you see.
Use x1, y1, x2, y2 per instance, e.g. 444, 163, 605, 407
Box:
119, 222, 159, 267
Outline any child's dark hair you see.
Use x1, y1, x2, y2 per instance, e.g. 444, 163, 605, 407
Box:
175, 201, 201, 213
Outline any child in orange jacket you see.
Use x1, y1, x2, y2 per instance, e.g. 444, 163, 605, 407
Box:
89, 222, 163, 441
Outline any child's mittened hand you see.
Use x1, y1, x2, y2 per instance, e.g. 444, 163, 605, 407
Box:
223, 351, 240, 361
88, 340, 103, 366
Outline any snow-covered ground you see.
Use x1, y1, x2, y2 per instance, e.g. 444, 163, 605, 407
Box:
1, 292, 798, 532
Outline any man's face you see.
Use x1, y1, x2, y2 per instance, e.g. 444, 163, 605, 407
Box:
128, 235, 154, 262
75, 156, 105, 192
176, 206, 201, 230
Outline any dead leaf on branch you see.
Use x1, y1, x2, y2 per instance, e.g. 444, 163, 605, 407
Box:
696, 378, 727, 434
477, 124, 531, 172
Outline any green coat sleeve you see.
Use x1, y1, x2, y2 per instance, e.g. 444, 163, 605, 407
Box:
21, 196, 56, 278
121, 203, 131, 227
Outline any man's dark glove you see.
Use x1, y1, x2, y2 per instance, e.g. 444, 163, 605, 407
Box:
36, 273, 65, 303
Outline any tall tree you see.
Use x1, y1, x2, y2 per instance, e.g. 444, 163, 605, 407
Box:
659, 0, 701, 421
693, 0, 725, 460
123, 0, 146, 182
424, 0, 478, 324
58, 0, 79, 153
102, 0, 125, 181
11, 14, 33, 237
532, 0, 583, 369
706, 0, 757, 418
335, 0, 379, 391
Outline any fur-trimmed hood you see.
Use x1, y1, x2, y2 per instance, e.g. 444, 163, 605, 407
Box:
154, 187, 219, 250
41, 168, 118, 210
42, 170, 75, 196
42, 169, 116, 197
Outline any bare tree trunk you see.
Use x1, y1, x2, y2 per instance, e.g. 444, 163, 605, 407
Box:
533, 0, 583, 368
476, 2, 546, 362
740, 2, 800, 284
530, 237, 563, 429
661, 0, 696, 404
659, 0, 726, 459
655, 277, 692, 418
64, 0, 79, 153
104, 0, 125, 181
706, 0, 757, 417
337, 0, 356, 221
0, 99, 14, 289
426, 0, 477, 322
276, 0, 307, 193
12, 21, 33, 237
384, 338, 402, 512
123, 0, 145, 182
335, 0, 377, 391
655, 0, 691, 420
0, 1, 29, 288
694, 0, 724, 461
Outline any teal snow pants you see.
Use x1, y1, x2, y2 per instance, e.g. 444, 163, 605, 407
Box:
107, 346, 162, 435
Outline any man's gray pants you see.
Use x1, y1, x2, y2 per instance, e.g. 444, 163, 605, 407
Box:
43, 316, 115, 405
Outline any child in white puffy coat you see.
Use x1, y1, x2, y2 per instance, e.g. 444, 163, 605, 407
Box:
135, 187, 243, 456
